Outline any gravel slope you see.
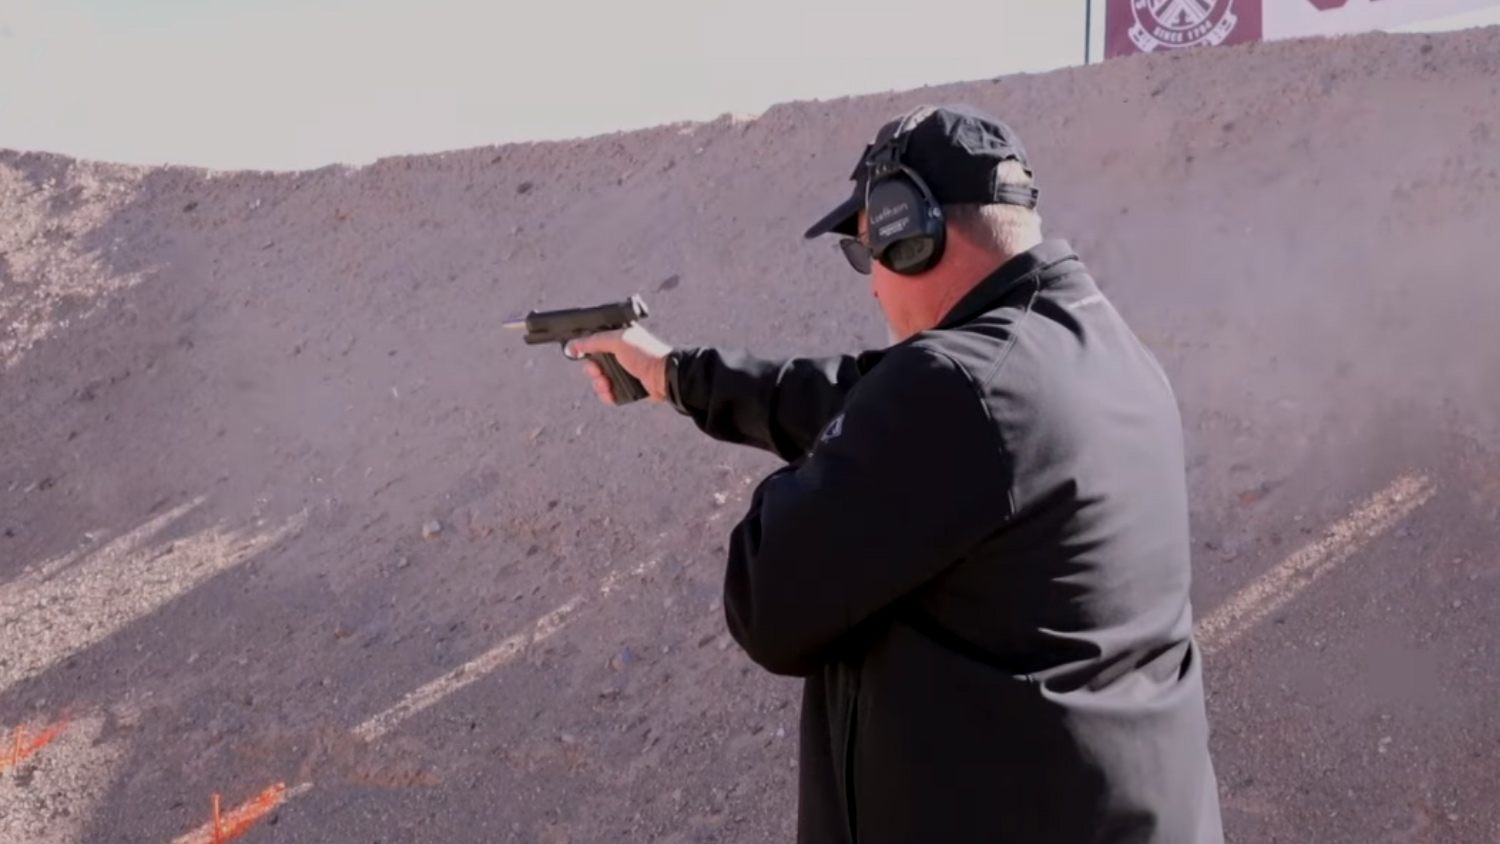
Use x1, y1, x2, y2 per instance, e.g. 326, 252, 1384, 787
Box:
3, 25, 1499, 844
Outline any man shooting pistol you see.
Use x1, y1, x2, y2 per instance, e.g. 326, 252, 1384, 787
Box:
502, 294, 670, 405
547, 104, 1226, 844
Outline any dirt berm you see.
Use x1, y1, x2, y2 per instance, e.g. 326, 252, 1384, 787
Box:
3, 23, 1499, 844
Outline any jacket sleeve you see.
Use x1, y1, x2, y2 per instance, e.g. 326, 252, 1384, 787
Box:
720, 346, 1015, 677
666, 346, 872, 463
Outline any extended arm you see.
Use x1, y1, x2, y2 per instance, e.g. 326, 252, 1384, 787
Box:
666, 345, 880, 463
718, 346, 1015, 676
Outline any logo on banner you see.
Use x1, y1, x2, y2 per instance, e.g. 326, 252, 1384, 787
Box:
1128, 0, 1244, 51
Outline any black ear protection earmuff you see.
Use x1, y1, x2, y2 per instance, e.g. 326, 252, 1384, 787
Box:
863, 108, 946, 276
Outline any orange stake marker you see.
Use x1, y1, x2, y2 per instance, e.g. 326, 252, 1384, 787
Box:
172, 783, 305, 844
21, 721, 64, 761
1, 720, 68, 774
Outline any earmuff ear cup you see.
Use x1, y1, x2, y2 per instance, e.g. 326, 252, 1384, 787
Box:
866, 172, 945, 276
885, 237, 940, 274
864, 171, 942, 277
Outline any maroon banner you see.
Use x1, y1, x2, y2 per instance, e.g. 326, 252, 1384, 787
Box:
1105, 0, 1265, 58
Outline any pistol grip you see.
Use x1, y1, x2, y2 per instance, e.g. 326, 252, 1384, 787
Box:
587, 352, 648, 405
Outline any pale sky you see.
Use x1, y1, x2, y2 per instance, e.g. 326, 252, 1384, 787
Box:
1, 0, 1498, 172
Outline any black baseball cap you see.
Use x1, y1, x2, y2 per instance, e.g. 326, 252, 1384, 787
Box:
803, 103, 1038, 240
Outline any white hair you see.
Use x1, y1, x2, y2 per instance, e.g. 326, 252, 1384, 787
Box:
943, 159, 1043, 256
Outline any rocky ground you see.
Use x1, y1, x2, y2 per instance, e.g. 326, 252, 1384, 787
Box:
3, 24, 1500, 844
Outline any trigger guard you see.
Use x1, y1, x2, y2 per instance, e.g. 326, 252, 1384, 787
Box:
561, 343, 585, 361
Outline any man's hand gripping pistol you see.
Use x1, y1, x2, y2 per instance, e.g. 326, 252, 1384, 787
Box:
503, 295, 652, 404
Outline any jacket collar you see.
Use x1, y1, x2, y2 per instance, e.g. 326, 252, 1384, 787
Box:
933, 238, 1080, 330
854, 239, 1083, 373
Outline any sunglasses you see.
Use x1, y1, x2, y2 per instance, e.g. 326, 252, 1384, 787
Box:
839, 236, 873, 275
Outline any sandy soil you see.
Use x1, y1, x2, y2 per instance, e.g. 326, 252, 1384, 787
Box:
3, 24, 1500, 844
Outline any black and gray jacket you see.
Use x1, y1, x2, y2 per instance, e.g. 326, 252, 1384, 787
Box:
664, 239, 1225, 844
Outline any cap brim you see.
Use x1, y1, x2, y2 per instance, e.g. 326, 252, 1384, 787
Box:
803, 193, 862, 239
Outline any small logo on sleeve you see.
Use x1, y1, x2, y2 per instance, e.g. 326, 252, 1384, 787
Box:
818, 413, 844, 444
